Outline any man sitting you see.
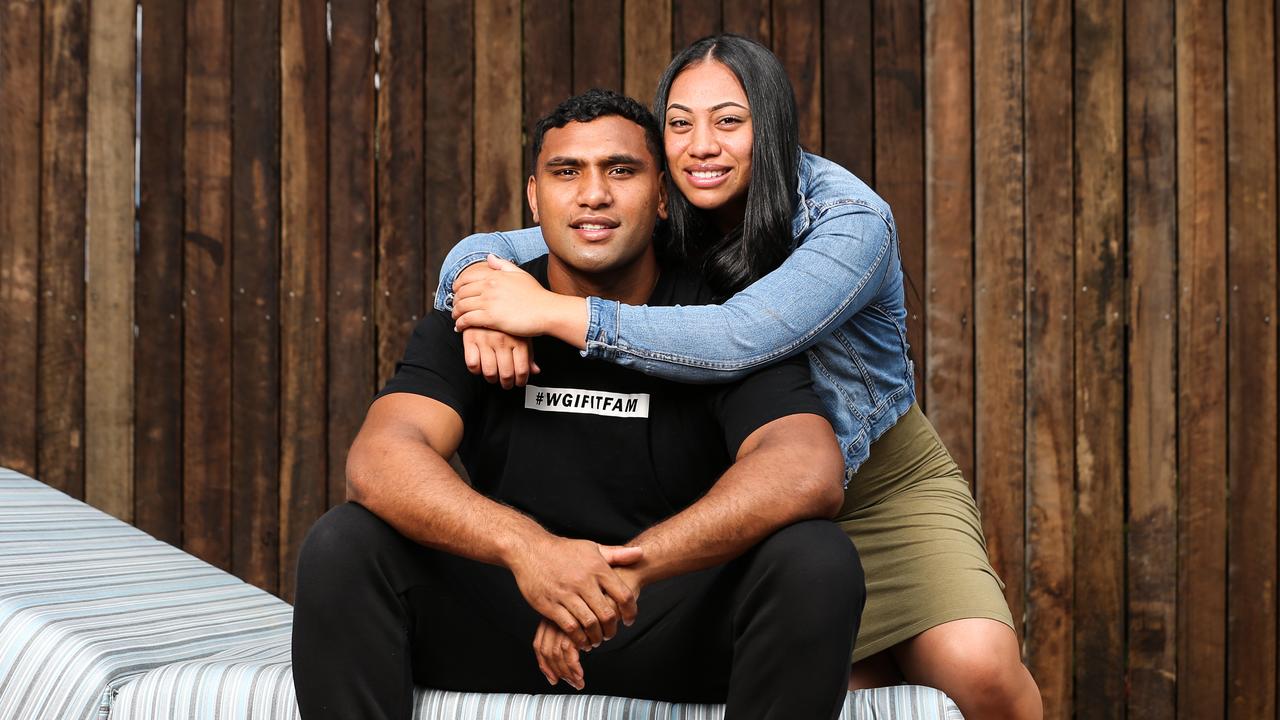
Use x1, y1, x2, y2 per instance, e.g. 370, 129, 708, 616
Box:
291, 89, 864, 720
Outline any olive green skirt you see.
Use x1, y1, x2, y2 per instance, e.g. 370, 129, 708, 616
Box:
839, 403, 1014, 663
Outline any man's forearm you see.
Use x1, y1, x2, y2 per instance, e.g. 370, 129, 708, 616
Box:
625, 426, 843, 587
347, 435, 547, 568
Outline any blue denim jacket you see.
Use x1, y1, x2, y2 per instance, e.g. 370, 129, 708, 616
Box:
435, 152, 915, 479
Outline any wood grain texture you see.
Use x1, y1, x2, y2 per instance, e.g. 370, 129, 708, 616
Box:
972, 0, 1025, 633
1175, 1, 1228, 717
426, 0, 474, 292
1022, 0, 1073, 711
473, 0, 521, 233
922, 0, 973, 485
135, 0, 185, 545
183, 0, 233, 569
376, 0, 425, 387
0, 0, 42, 477
1072, 1, 1125, 716
522, 0, 571, 225
231, 0, 280, 593
39, 0, 88, 499
872, 0, 924, 401
722, 0, 770, 46
279, 0, 328, 603
1125, 1, 1177, 716
1225, 0, 1277, 714
327, 0, 376, 510
623, 0, 671, 106
85, 0, 136, 521
573, 0, 621, 93
672, 0, 720, 51
822, 0, 872, 182
772, 0, 821, 154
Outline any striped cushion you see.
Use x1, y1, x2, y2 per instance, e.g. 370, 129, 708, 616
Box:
0, 468, 963, 719
0, 470, 293, 720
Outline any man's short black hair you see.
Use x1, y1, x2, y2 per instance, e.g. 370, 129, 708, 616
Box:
530, 89, 664, 171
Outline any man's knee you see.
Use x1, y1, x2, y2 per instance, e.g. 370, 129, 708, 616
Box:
296, 502, 402, 596
750, 520, 865, 616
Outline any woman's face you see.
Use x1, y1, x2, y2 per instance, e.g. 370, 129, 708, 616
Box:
663, 61, 753, 231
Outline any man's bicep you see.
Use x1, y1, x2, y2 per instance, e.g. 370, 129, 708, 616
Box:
358, 392, 465, 459
713, 356, 830, 457
734, 412, 836, 461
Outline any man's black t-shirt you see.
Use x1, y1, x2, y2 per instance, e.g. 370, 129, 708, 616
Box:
378, 257, 827, 545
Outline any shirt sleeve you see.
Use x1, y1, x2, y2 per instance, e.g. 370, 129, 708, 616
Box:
710, 355, 830, 458
583, 203, 898, 382
375, 311, 476, 420
433, 227, 550, 312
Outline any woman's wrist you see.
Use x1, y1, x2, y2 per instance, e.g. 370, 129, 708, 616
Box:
546, 295, 589, 350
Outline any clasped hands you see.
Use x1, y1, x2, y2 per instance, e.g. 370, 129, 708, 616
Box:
510, 534, 647, 690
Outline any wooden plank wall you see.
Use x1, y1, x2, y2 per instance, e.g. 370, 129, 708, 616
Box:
0, 2, 1278, 716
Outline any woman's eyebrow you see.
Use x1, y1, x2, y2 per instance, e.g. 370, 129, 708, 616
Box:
665, 101, 749, 113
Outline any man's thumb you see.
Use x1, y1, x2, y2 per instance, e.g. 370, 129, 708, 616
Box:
599, 545, 643, 566
486, 253, 521, 272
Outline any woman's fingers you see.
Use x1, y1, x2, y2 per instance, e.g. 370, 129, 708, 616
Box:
512, 343, 532, 387
479, 346, 500, 384
495, 347, 516, 390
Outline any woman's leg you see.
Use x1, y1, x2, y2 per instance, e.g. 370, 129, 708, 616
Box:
889, 618, 1042, 720
847, 651, 903, 690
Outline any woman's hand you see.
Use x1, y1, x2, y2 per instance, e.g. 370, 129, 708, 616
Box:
462, 328, 539, 388
452, 255, 589, 348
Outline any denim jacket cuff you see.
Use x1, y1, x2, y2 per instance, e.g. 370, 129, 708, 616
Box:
582, 297, 620, 360
433, 252, 494, 312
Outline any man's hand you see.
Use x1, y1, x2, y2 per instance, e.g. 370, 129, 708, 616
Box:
462, 328, 539, 388
531, 555, 646, 689
534, 620, 584, 689
508, 536, 642, 648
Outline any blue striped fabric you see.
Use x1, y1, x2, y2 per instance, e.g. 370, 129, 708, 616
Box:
0, 468, 963, 719
0, 470, 293, 720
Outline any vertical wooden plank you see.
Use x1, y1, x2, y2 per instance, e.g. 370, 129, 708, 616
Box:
573, 0, 622, 93
722, 0, 770, 46
232, 0, 280, 593
823, 0, 872, 182
1225, 0, 1277, 715
522, 0, 571, 224
1073, 0, 1125, 715
183, 0, 233, 569
472, 0, 521, 234
923, 0, 973, 490
39, 0, 89, 499
135, 0, 185, 545
0, 0, 42, 477
872, 0, 923, 400
1175, 0, 1228, 717
426, 0, 474, 290
1126, 1, 1178, 716
672, 0, 720, 51
771, 0, 820, 153
623, 0, 671, 106
279, 0, 328, 602
972, 0, 1024, 635
328, 0, 376, 510
376, 0, 425, 386
1022, 0, 1073, 714
85, 0, 137, 521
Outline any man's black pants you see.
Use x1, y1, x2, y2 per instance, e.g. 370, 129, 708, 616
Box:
292, 503, 864, 720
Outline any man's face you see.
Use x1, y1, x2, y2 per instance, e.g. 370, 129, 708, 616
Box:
528, 116, 667, 278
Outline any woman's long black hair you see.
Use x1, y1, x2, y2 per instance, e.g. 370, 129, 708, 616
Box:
653, 34, 801, 298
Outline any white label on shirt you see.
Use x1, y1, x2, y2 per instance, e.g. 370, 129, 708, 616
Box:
524, 385, 650, 418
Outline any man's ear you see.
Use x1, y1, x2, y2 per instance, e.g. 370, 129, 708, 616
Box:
656, 172, 669, 221
526, 175, 539, 224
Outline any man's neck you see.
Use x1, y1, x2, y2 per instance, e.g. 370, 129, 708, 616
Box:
545, 249, 660, 305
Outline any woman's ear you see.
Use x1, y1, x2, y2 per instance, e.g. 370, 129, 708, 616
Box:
526, 175, 540, 223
